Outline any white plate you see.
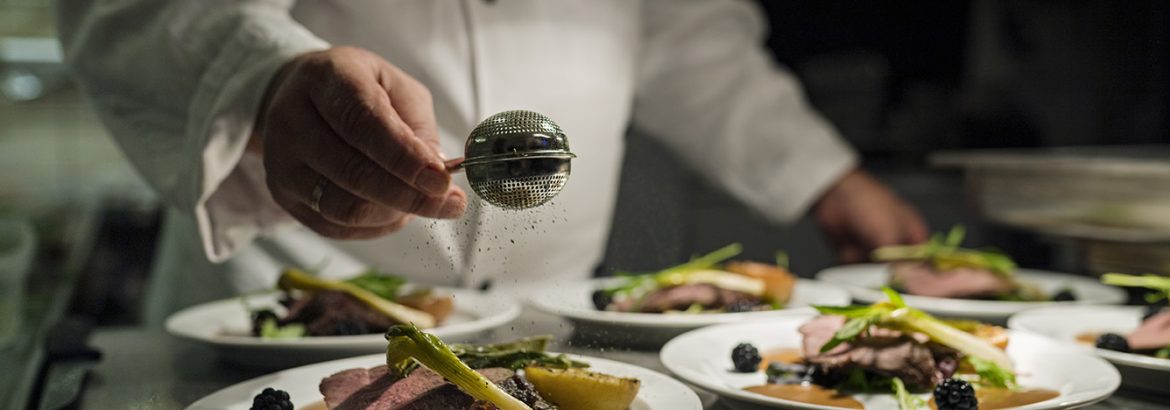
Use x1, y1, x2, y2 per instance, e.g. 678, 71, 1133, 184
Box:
186, 353, 702, 410
166, 289, 520, 367
528, 278, 851, 347
661, 315, 1120, 409
815, 264, 1126, 323
1008, 305, 1170, 394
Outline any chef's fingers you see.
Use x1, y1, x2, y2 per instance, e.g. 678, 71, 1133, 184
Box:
276, 163, 464, 226
306, 48, 449, 197
313, 156, 466, 221
262, 95, 466, 221
297, 124, 467, 219
380, 66, 442, 153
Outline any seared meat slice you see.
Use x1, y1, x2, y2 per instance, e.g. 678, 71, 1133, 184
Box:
636, 284, 761, 313
890, 261, 1016, 299
320, 365, 398, 409
1128, 310, 1170, 351
320, 366, 555, 410
283, 291, 398, 336
799, 315, 948, 389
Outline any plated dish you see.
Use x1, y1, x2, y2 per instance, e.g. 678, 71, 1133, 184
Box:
529, 246, 849, 347
166, 269, 520, 366
816, 264, 1125, 323
662, 290, 1120, 409
186, 327, 701, 410
872, 227, 1082, 302
251, 269, 457, 338
592, 244, 796, 314
1008, 273, 1170, 394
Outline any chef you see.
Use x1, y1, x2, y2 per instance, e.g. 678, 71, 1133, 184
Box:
57, 0, 927, 324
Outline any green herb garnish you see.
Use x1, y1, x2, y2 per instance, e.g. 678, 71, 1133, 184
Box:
258, 318, 305, 339
872, 226, 1017, 276
449, 335, 588, 371
967, 356, 1017, 388
1101, 273, 1170, 305
345, 270, 407, 301
892, 377, 926, 410
604, 243, 744, 298
813, 288, 1014, 370
279, 268, 435, 328
386, 324, 533, 410
775, 251, 790, 270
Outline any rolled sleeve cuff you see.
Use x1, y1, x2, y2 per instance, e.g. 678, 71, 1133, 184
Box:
181, 19, 328, 262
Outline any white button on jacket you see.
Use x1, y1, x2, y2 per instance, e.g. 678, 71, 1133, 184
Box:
57, 0, 857, 324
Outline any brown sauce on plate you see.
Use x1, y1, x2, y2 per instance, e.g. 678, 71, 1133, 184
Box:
928, 387, 1059, 410
744, 384, 863, 409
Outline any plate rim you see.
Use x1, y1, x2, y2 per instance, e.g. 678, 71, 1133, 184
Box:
660, 317, 1121, 410
185, 352, 703, 410
1007, 304, 1170, 372
526, 278, 850, 328
164, 288, 522, 348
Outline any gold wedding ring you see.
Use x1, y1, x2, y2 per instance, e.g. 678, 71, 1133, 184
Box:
310, 176, 327, 213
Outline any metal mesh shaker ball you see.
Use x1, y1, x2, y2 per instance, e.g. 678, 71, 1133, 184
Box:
444, 110, 577, 209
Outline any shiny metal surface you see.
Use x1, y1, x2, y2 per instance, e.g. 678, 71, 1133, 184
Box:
932, 146, 1170, 243
458, 110, 576, 209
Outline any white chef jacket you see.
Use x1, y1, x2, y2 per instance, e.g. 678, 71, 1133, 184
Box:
57, 0, 857, 325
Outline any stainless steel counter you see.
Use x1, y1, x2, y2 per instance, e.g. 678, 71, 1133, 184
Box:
80, 309, 1168, 410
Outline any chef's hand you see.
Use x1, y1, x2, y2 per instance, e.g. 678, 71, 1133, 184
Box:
251, 46, 467, 239
813, 169, 929, 263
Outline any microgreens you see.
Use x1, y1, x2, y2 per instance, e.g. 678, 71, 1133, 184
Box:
892, 377, 926, 410
1101, 273, 1170, 305
603, 243, 744, 297
812, 288, 1014, 370
872, 225, 1017, 276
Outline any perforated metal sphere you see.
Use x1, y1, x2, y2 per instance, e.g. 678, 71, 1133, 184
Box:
462, 110, 576, 209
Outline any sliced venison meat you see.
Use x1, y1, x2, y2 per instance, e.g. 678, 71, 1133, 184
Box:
800, 315, 849, 357
283, 291, 399, 336
320, 365, 395, 409
320, 366, 555, 410
889, 261, 1016, 299
798, 315, 949, 389
636, 284, 760, 313
1127, 310, 1170, 351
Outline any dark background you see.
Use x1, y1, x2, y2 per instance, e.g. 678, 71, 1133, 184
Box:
601, 0, 1170, 278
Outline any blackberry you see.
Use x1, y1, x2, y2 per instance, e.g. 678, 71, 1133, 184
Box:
1143, 305, 1166, 322
250, 387, 293, 410
1051, 289, 1076, 301
1095, 333, 1130, 353
731, 343, 762, 372
933, 378, 977, 410
591, 289, 612, 311
726, 300, 759, 313
333, 320, 369, 336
